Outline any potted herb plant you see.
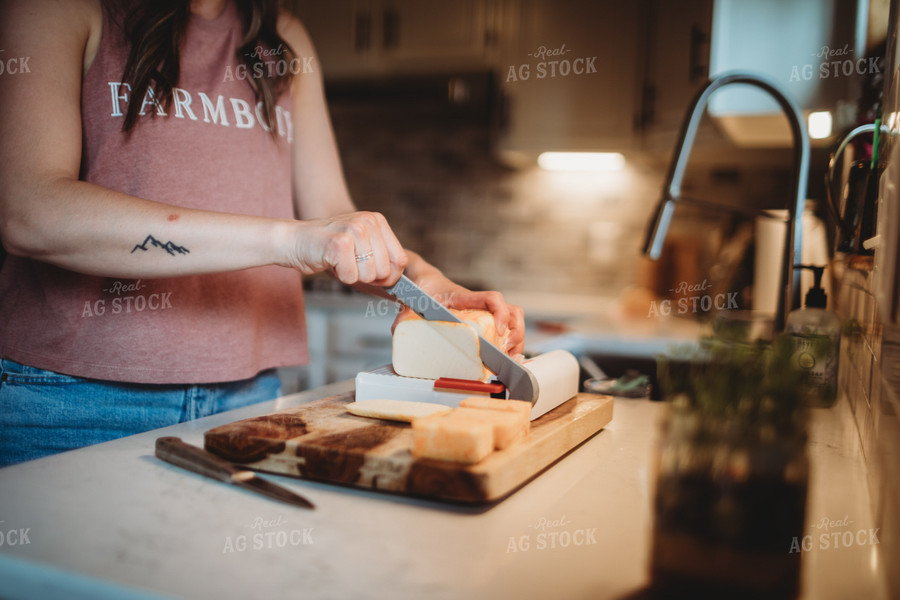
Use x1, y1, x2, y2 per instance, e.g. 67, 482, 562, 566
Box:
650, 327, 809, 598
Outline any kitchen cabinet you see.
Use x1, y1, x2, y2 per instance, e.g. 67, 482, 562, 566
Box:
286, 0, 505, 78
495, 0, 715, 158
498, 0, 867, 158
638, 0, 714, 153
495, 0, 645, 156
706, 0, 864, 147
289, 0, 718, 156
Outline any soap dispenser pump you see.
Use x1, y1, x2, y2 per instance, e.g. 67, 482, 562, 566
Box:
786, 265, 841, 407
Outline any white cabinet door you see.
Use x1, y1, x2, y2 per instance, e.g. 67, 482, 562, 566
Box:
707, 0, 863, 147
496, 0, 643, 155
379, 0, 494, 70
639, 0, 714, 152
289, 0, 498, 78
288, 0, 376, 78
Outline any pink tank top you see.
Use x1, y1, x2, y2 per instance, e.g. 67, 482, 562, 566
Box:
0, 0, 309, 383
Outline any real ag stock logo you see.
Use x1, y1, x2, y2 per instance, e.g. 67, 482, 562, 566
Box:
505, 43, 598, 82
224, 44, 315, 82
647, 279, 739, 318
0, 521, 31, 547
81, 279, 175, 318
222, 514, 314, 554
506, 515, 598, 553
790, 44, 882, 82
0, 49, 31, 76
789, 514, 880, 553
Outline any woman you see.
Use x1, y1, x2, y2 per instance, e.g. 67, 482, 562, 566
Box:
0, 0, 525, 466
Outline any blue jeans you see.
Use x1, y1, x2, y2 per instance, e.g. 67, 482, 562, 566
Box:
0, 359, 281, 468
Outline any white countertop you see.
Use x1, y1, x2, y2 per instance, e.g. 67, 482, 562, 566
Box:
0, 382, 888, 600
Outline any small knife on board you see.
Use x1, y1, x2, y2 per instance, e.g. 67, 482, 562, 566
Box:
385, 274, 539, 405
155, 437, 314, 510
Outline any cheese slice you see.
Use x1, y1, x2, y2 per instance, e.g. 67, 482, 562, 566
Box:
410, 413, 494, 464
348, 399, 452, 422
392, 308, 507, 382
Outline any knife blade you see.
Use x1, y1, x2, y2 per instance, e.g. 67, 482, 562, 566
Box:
385, 274, 539, 404
155, 437, 314, 510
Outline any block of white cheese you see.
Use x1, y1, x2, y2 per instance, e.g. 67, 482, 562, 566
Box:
348, 399, 452, 423
392, 308, 509, 382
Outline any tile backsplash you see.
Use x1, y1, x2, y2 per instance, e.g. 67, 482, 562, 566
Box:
835, 261, 900, 598
326, 93, 812, 308
328, 100, 663, 297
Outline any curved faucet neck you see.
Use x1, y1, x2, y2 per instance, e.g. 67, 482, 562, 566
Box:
646, 71, 810, 332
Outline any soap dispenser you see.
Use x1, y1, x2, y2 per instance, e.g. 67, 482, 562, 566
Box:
786, 265, 841, 407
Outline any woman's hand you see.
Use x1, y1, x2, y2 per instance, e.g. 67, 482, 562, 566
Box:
286, 211, 408, 286
404, 267, 526, 356
444, 286, 526, 356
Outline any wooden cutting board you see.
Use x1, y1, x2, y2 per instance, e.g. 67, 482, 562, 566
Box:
204, 392, 614, 504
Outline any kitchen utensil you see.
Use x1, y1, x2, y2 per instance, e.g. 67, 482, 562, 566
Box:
385, 275, 581, 418
385, 275, 539, 405
155, 436, 314, 509
204, 391, 613, 504
355, 364, 504, 407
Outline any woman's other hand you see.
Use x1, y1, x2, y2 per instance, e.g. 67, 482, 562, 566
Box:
395, 265, 526, 357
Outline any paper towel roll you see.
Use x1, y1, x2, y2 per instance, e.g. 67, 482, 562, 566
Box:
754, 204, 830, 314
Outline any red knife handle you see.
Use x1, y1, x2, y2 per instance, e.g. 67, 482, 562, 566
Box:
434, 378, 506, 395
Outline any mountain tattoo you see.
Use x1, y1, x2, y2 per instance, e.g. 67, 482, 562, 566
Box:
131, 235, 190, 256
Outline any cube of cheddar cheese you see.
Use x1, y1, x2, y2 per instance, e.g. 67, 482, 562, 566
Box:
453, 407, 527, 450
410, 398, 532, 464
410, 413, 493, 464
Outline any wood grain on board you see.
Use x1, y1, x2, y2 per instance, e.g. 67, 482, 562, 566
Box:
204, 392, 614, 503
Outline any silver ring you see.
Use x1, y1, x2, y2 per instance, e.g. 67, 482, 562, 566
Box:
354, 251, 374, 262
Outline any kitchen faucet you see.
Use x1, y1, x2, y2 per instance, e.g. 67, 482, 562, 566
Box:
824, 122, 889, 251
642, 72, 810, 332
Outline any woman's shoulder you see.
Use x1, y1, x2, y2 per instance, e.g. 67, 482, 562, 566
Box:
276, 7, 316, 59
0, 0, 102, 74
1, 0, 102, 32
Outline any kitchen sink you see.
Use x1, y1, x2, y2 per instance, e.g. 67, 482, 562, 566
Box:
578, 352, 662, 400
525, 319, 703, 402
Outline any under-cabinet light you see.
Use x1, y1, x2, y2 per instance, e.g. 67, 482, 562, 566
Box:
808, 111, 833, 139
537, 152, 625, 172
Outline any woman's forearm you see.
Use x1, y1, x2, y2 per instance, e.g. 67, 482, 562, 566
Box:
2, 176, 408, 286
1, 178, 294, 279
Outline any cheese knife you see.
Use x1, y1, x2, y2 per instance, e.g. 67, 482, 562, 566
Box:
385, 274, 539, 405
155, 437, 315, 510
